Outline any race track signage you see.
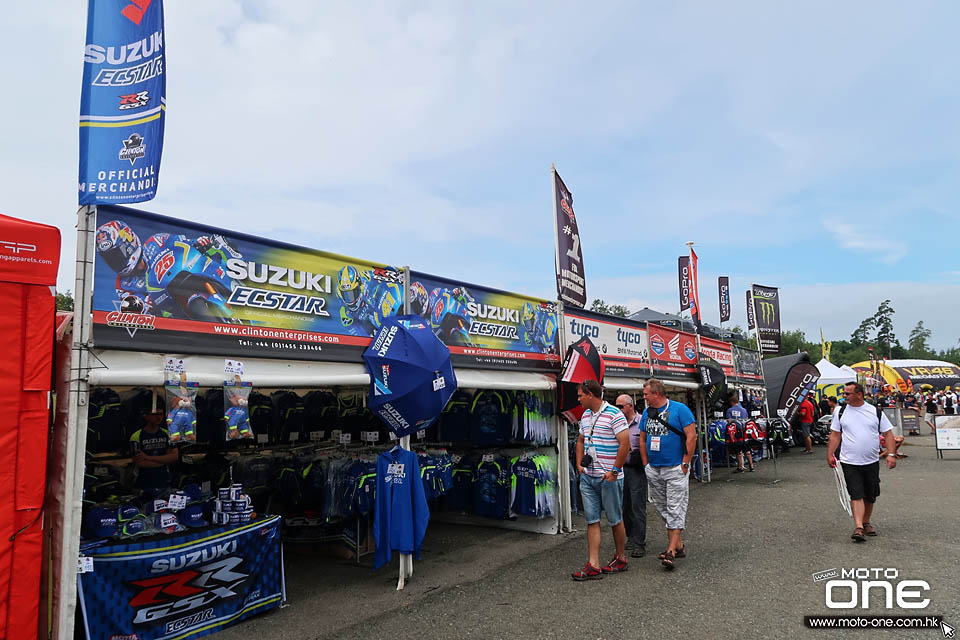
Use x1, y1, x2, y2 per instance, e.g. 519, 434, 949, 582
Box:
563, 308, 650, 377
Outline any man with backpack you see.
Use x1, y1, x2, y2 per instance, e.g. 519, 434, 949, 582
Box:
827, 383, 897, 543
944, 389, 957, 415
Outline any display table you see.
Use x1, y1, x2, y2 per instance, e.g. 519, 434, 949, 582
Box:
78, 515, 284, 640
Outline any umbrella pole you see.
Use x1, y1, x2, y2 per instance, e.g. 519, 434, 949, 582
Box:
397, 434, 413, 590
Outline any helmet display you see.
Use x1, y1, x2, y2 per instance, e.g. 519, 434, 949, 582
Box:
96, 220, 142, 276
336, 265, 365, 311
521, 302, 537, 333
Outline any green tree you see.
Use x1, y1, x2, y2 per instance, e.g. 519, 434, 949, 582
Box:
873, 299, 896, 358
589, 299, 629, 318
55, 290, 74, 311
908, 321, 932, 357
851, 317, 875, 346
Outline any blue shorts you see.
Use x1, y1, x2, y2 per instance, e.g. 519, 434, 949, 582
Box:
579, 474, 624, 526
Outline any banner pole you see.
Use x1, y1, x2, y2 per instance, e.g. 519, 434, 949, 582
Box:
550, 164, 562, 302
750, 283, 780, 484
396, 267, 412, 590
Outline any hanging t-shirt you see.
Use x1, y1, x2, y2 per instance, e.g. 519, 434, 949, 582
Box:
475, 457, 511, 518
471, 390, 511, 445
639, 400, 695, 468
510, 456, 541, 517
373, 447, 430, 570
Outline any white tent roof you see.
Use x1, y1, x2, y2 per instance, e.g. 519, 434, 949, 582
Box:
816, 358, 857, 385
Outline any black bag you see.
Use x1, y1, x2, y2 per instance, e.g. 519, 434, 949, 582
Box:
647, 407, 688, 455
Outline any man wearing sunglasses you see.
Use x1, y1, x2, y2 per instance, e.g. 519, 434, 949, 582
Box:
616, 394, 647, 558
827, 382, 897, 543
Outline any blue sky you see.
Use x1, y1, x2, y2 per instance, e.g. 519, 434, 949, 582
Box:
2, 0, 959, 348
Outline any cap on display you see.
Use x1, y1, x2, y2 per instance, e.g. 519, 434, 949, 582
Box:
84, 507, 118, 538
117, 504, 141, 522
153, 512, 179, 534
180, 503, 209, 528
121, 516, 149, 537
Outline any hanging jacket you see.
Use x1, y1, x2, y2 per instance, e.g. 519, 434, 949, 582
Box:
373, 448, 429, 570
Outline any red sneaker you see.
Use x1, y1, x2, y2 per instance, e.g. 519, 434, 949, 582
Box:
601, 556, 628, 574
572, 563, 604, 581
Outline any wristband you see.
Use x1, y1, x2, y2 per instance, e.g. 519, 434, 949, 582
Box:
611, 467, 622, 473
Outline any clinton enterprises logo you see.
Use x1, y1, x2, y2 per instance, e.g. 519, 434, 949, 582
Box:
757, 299, 776, 325
650, 333, 665, 356
119, 133, 146, 165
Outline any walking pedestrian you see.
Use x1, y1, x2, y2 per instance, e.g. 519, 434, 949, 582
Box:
635, 379, 697, 570
827, 382, 897, 543
616, 394, 647, 558
571, 380, 630, 581
798, 394, 816, 453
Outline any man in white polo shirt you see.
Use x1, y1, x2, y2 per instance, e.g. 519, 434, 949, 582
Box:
827, 382, 897, 543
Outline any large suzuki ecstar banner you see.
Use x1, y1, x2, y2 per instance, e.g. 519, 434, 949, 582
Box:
409, 272, 560, 372
563, 308, 650, 377
79, 0, 166, 204
78, 516, 283, 640
646, 323, 699, 381
92, 205, 404, 360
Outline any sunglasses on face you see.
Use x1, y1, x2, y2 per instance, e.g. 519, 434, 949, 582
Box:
616, 404, 626, 409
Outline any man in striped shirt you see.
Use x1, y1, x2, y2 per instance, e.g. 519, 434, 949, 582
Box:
572, 380, 630, 581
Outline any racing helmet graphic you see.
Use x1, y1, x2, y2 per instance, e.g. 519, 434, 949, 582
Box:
96, 220, 142, 276
336, 265, 366, 312
409, 281, 429, 317
521, 302, 537, 333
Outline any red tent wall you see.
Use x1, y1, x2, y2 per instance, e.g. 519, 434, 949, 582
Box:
0, 213, 60, 640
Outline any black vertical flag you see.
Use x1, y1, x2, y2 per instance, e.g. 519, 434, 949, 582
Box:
751, 284, 781, 354
746, 289, 755, 330
678, 256, 690, 311
718, 276, 730, 322
552, 167, 586, 308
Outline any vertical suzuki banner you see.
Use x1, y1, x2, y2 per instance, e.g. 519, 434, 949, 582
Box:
689, 248, 702, 333
677, 256, 690, 311
751, 284, 781, 354
746, 289, 755, 330
718, 276, 730, 322
646, 323, 699, 381
78, 516, 284, 640
551, 167, 587, 308
79, 0, 166, 205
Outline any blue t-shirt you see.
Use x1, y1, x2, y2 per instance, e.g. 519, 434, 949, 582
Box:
725, 404, 748, 419
639, 400, 696, 467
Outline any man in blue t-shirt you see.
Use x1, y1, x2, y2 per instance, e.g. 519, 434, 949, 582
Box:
724, 392, 753, 472
637, 378, 697, 571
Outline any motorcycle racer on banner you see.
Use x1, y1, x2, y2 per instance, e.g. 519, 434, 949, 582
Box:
336, 265, 403, 336
427, 285, 474, 346
520, 301, 558, 354
95, 219, 243, 323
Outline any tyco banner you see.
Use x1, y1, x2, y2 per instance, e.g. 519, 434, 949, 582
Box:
718, 276, 730, 322
79, 0, 166, 205
91, 205, 404, 361
78, 516, 284, 640
563, 308, 650, 377
552, 168, 587, 308
751, 284, 781, 354
646, 323, 698, 380
409, 272, 560, 372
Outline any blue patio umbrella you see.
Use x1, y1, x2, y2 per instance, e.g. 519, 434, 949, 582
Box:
363, 315, 457, 437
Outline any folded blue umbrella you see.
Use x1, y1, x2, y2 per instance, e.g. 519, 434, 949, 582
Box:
363, 315, 457, 438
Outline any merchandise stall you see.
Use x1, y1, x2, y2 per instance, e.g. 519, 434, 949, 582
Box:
47, 205, 569, 640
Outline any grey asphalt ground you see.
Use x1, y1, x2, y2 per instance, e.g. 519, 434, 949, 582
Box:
217, 432, 959, 639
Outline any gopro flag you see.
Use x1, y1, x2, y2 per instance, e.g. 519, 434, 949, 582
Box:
79, 0, 166, 205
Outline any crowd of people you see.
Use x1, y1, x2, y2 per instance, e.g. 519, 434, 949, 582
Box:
567, 377, 953, 578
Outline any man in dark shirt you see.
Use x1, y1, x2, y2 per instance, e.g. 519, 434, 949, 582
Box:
130, 408, 179, 497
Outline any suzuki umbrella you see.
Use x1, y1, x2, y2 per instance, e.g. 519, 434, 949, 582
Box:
557, 335, 605, 423
363, 315, 457, 438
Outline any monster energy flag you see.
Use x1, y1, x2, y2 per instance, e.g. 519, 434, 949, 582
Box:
751, 284, 781, 354
79, 0, 166, 204
677, 257, 690, 310
718, 276, 730, 322
746, 289, 755, 330
552, 168, 586, 308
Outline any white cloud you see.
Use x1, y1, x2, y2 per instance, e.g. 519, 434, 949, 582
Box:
825, 223, 908, 264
